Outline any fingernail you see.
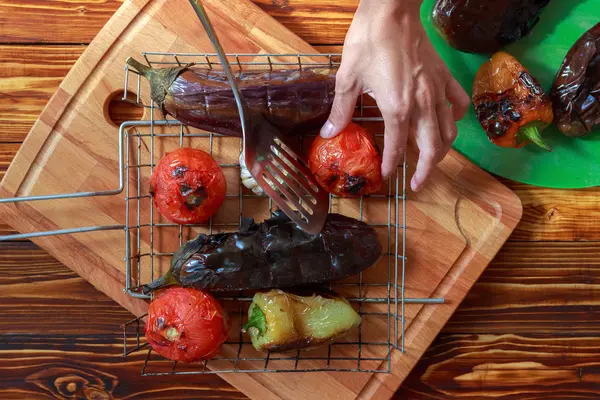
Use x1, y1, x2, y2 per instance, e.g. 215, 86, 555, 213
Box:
320, 120, 335, 138
410, 175, 421, 192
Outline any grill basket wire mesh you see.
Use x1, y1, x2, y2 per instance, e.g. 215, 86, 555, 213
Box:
119, 52, 438, 375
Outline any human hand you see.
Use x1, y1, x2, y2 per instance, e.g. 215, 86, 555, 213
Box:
320, 0, 470, 191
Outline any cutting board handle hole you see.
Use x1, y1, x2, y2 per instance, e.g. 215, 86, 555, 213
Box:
104, 90, 144, 127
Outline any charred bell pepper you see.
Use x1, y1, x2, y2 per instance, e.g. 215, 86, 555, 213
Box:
472, 51, 553, 150
140, 211, 382, 294
432, 0, 551, 54
126, 57, 336, 137
242, 288, 361, 352
551, 22, 600, 137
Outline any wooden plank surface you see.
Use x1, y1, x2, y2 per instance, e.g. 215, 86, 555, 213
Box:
397, 334, 600, 399
0, 0, 598, 399
0, 0, 353, 45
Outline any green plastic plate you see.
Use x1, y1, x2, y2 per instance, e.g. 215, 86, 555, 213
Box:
421, 0, 600, 188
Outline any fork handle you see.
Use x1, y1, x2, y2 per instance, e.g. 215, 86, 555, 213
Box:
188, 0, 249, 136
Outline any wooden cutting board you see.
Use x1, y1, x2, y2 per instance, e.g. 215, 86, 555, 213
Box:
0, 0, 522, 399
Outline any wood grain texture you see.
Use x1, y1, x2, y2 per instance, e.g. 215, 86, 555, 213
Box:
0, 1, 355, 45
398, 334, 600, 400
252, 0, 357, 44
0, 336, 247, 400
0, 45, 84, 142
447, 241, 600, 334
0, 1, 594, 399
499, 179, 600, 242
0, 240, 243, 399
2, 247, 599, 399
0, 0, 124, 44
0, 1, 522, 398
0, 241, 132, 334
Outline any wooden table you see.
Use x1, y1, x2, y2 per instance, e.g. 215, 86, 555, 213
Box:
1, 1, 599, 399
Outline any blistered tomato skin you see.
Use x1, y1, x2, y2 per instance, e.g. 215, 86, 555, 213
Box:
145, 287, 231, 363
551, 22, 600, 137
150, 148, 226, 225
308, 123, 382, 197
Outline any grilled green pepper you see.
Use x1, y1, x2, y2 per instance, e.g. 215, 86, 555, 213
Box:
242, 289, 361, 352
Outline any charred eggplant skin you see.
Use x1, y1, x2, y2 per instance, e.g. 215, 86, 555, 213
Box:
126, 57, 336, 137
432, 0, 551, 54
141, 211, 382, 294
550, 22, 600, 137
243, 288, 362, 353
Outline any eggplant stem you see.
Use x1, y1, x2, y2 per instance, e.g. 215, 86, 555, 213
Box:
126, 57, 152, 76
142, 273, 177, 294
125, 57, 188, 109
517, 124, 552, 152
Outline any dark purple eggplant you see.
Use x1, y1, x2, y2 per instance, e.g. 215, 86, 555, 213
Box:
550, 22, 600, 137
126, 57, 336, 137
140, 211, 382, 294
432, 0, 551, 54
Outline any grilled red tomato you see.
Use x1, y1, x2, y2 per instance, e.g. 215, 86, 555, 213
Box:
308, 123, 382, 197
150, 148, 226, 225
145, 287, 231, 363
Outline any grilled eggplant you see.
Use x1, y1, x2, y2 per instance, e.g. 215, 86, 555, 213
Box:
140, 211, 382, 294
126, 57, 336, 137
432, 0, 551, 54
551, 22, 600, 137
243, 288, 361, 352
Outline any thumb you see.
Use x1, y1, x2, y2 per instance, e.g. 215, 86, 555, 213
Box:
320, 76, 360, 139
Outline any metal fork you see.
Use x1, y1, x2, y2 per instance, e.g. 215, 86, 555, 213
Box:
188, 0, 329, 234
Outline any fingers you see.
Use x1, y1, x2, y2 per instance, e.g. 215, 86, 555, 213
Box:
320, 70, 361, 139
445, 78, 470, 121
411, 79, 443, 192
374, 89, 411, 179
437, 100, 458, 156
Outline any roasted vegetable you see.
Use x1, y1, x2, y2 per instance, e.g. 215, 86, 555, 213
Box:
141, 211, 382, 294
242, 288, 361, 352
126, 57, 336, 137
551, 22, 600, 137
432, 0, 551, 54
145, 287, 231, 363
433, 0, 550, 54
150, 147, 226, 225
308, 122, 382, 197
472, 51, 553, 150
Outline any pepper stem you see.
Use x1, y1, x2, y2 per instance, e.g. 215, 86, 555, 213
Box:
242, 304, 267, 336
517, 124, 552, 152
